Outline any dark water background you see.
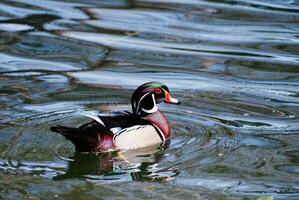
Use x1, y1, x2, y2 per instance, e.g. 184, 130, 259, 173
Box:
0, 0, 299, 199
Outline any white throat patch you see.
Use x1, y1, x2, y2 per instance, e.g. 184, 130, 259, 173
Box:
141, 94, 158, 114
136, 93, 158, 115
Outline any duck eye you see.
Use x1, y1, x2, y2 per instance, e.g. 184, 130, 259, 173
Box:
155, 88, 162, 94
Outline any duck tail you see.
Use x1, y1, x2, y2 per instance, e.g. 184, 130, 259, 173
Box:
50, 125, 98, 152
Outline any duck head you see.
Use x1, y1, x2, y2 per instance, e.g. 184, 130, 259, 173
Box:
131, 82, 180, 116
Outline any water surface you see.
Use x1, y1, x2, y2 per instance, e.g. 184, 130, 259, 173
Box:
0, 0, 299, 199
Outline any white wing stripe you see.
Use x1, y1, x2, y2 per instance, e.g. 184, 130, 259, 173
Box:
79, 113, 106, 127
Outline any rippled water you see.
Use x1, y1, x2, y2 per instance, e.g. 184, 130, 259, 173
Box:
0, 0, 299, 199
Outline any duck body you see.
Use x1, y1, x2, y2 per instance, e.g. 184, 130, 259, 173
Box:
51, 82, 180, 152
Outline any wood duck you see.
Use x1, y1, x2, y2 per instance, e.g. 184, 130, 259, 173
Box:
51, 82, 180, 152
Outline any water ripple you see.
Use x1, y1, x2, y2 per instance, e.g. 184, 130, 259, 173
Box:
0, 0, 299, 199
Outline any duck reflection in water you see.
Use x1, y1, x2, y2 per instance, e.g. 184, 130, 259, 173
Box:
52, 82, 180, 181
54, 140, 179, 182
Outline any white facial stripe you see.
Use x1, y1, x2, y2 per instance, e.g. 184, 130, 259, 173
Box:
135, 92, 151, 114
141, 93, 158, 114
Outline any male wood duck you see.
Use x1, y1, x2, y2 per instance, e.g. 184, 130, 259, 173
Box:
51, 82, 180, 152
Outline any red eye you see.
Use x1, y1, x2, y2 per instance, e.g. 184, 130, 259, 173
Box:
155, 88, 162, 94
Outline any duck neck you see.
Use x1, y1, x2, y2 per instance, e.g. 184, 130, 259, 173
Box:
143, 110, 171, 140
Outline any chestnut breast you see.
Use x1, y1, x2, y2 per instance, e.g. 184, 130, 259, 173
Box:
144, 111, 171, 139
